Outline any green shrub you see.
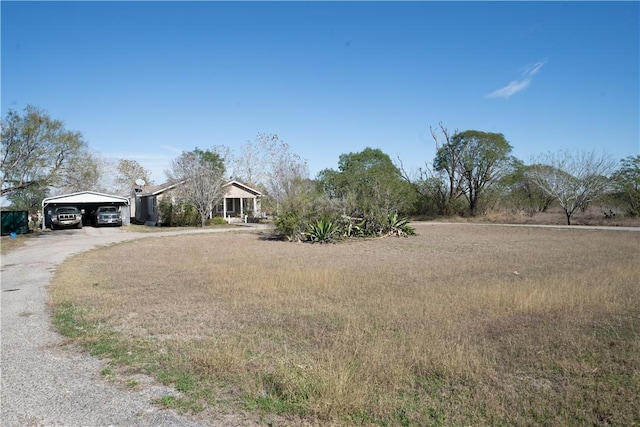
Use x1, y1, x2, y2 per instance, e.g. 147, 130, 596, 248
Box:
207, 216, 228, 225
274, 210, 304, 241
158, 200, 199, 227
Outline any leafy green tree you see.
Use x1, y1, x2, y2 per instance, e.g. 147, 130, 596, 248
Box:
434, 130, 514, 216
6, 185, 50, 215
529, 151, 616, 225
318, 147, 416, 232
167, 147, 227, 227
610, 155, 640, 216
1, 105, 89, 196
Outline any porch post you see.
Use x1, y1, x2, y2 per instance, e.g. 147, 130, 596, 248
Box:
240, 197, 244, 219
223, 197, 227, 220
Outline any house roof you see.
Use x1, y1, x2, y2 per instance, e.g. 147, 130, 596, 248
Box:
136, 180, 262, 197
223, 180, 262, 196
42, 191, 130, 206
137, 180, 185, 196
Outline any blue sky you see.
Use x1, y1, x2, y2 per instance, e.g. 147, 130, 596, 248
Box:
2, 1, 638, 183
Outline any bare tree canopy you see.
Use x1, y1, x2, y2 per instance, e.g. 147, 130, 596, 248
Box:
54, 149, 103, 195
1, 105, 89, 196
167, 147, 227, 227
233, 136, 268, 185
233, 133, 308, 213
529, 150, 617, 225
431, 122, 464, 203
112, 159, 154, 196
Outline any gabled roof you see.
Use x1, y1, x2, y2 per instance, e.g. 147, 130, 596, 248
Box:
43, 191, 129, 206
136, 180, 262, 197
223, 180, 263, 196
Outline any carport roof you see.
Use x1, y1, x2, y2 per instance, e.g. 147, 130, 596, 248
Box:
42, 191, 129, 206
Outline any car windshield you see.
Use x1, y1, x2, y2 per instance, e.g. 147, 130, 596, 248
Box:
55, 207, 78, 213
98, 207, 118, 213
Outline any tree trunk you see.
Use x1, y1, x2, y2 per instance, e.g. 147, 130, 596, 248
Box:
468, 189, 478, 217
565, 209, 572, 225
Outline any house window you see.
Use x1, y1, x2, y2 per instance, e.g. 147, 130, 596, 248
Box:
216, 199, 235, 213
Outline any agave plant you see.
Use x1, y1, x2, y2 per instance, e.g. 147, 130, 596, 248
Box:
342, 216, 368, 238
385, 213, 415, 237
307, 218, 341, 243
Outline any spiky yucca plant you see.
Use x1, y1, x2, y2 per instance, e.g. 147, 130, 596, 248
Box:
385, 213, 415, 237
307, 219, 341, 243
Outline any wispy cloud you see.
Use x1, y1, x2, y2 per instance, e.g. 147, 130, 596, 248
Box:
159, 145, 184, 154
486, 60, 546, 99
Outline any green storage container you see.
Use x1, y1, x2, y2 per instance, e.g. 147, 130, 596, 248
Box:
1, 210, 30, 236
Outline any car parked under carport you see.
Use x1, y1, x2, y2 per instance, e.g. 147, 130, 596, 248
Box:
94, 206, 123, 227
42, 191, 130, 229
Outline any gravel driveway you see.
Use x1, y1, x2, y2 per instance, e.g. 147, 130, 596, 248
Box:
1, 225, 268, 427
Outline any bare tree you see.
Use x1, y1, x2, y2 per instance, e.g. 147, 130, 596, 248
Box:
431, 122, 465, 204
529, 150, 617, 225
55, 148, 103, 194
232, 133, 308, 214
396, 123, 468, 217
233, 138, 266, 184
167, 148, 227, 227
264, 137, 309, 213
111, 159, 154, 196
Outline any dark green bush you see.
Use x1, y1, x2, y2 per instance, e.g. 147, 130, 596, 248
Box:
207, 216, 228, 225
157, 199, 199, 227
274, 211, 304, 241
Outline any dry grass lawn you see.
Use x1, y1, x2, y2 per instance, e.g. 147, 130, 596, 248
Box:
51, 223, 640, 426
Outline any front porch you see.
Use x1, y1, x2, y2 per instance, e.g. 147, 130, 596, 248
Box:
214, 181, 263, 223
215, 196, 261, 223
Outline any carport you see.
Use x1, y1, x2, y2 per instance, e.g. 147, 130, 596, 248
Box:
42, 191, 130, 229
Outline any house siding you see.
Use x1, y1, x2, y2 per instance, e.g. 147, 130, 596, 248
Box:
132, 180, 261, 225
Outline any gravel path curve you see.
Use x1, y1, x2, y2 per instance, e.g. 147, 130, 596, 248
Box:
1, 225, 268, 427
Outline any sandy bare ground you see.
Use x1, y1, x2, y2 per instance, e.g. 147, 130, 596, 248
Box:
0, 225, 268, 427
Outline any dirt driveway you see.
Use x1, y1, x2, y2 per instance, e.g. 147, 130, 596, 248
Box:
0, 226, 267, 427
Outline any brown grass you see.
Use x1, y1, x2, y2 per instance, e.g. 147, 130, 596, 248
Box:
447, 206, 640, 227
50, 223, 640, 426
